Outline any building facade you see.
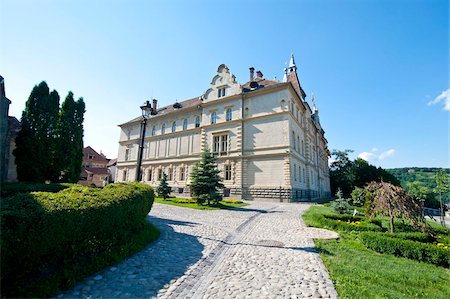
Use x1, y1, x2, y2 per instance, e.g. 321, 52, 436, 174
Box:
116, 55, 331, 202
79, 146, 109, 187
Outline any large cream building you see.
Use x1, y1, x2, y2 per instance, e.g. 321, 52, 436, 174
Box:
116, 55, 331, 202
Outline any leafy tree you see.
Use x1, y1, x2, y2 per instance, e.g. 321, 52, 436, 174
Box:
330, 150, 400, 197
330, 149, 355, 196
156, 173, 171, 199
434, 170, 449, 226
58, 92, 85, 182
13, 82, 60, 182
189, 147, 224, 206
366, 181, 425, 233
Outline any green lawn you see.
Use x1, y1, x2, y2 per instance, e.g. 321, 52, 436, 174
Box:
154, 197, 248, 210
303, 205, 450, 299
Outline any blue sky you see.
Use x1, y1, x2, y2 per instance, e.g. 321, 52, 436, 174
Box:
1, 0, 448, 168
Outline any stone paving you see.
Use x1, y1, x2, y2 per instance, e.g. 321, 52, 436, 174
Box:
57, 202, 338, 299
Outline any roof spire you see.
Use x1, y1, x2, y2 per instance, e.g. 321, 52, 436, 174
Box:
288, 52, 297, 73
282, 66, 288, 82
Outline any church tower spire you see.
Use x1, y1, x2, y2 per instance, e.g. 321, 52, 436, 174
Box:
285, 53, 306, 100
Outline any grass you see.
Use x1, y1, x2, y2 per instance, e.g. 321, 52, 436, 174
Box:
303, 205, 450, 299
154, 197, 248, 210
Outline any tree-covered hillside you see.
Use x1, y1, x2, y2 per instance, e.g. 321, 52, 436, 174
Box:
387, 168, 450, 207
387, 168, 450, 190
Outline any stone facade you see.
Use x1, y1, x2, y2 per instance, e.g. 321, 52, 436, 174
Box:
116, 55, 331, 202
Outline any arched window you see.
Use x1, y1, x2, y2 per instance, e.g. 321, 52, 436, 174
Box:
183, 119, 188, 130
226, 108, 232, 121
152, 126, 156, 136
172, 121, 176, 132
211, 111, 217, 124
161, 124, 166, 134
195, 116, 200, 128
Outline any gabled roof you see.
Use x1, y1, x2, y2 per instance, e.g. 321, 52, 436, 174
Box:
120, 96, 202, 126
83, 167, 109, 175
83, 146, 109, 163
107, 158, 117, 167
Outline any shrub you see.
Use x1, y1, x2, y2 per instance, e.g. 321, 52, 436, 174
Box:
175, 198, 197, 204
360, 232, 449, 267
222, 199, 243, 204
309, 213, 383, 232
351, 186, 366, 207
1, 182, 155, 297
330, 198, 352, 214
0, 182, 72, 197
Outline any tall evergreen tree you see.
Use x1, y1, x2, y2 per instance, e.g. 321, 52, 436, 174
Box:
156, 173, 172, 199
58, 92, 85, 182
190, 147, 224, 206
13, 82, 60, 182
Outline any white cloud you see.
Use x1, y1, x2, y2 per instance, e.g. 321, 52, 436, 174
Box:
428, 89, 450, 111
358, 152, 377, 162
358, 148, 396, 163
379, 149, 396, 160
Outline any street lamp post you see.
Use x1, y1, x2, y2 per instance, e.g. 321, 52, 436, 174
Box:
136, 100, 152, 182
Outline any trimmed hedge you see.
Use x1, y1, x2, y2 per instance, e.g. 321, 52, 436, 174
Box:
0, 182, 72, 197
360, 232, 449, 267
1, 182, 155, 297
316, 214, 383, 232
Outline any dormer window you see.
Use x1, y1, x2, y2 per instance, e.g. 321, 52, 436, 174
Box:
218, 87, 226, 98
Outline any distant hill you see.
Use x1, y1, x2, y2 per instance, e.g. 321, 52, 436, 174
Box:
387, 167, 450, 193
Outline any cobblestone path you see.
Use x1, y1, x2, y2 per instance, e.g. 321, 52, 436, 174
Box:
58, 202, 338, 299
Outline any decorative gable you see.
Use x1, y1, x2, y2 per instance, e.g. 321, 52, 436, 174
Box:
203, 64, 241, 102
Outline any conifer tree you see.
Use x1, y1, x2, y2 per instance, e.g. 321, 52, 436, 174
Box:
190, 147, 224, 206
156, 173, 171, 199
58, 92, 85, 182
13, 82, 60, 182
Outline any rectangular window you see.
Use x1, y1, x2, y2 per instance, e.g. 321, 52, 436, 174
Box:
213, 136, 220, 153
180, 167, 185, 181
218, 87, 226, 98
225, 164, 231, 180
221, 135, 228, 154
226, 108, 232, 121
125, 149, 130, 161
122, 169, 127, 181
158, 169, 162, 180
294, 164, 297, 181
168, 169, 173, 181
147, 168, 152, 181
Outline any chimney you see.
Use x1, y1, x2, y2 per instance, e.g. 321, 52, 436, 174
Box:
249, 67, 255, 81
256, 70, 263, 79
152, 99, 157, 111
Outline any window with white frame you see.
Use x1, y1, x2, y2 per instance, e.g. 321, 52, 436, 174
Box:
158, 169, 162, 180
299, 165, 302, 182
183, 119, 188, 130
211, 111, 217, 124
226, 108, 232, 121
213, 134, 228, 155
218, 87, 226, 98
225, 164, 232, 180
161, 124, 166, 134
122, 169, 128, 181
172, 121, 176, 132
294, 164, 297, 181
152, 126, 156, 136
127, 130, 131, 140
168, 168, 173, 181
